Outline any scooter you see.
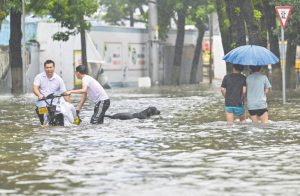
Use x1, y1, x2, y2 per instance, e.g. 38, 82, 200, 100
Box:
36, 93, 81, 126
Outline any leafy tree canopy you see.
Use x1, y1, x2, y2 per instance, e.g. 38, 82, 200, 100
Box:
29, 0, 99, 41
99, 0, 147, 26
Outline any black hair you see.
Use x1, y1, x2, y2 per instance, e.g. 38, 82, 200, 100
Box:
233, 64, 244, 72
44, 59, 55, 67
250, 66, 261, 72
76, 65, 87, 74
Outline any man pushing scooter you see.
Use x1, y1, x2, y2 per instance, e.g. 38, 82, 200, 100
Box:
33, 59, 80, 126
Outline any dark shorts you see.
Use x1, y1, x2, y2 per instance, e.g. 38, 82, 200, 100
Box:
91, 99, 110, 124
248, 108, 268, 117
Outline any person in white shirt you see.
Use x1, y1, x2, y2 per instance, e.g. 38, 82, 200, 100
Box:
67, 65, 110, 124
32, 59, 71, 125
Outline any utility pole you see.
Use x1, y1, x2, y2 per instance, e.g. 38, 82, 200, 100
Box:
209, 13, 213, 84
21, 0, 26, 93
148, 0, 159, 85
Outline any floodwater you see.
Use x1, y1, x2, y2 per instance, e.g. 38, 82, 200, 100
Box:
0, 84, 300, 195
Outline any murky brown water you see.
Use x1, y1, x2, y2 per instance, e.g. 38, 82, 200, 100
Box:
0, 84, 300, 195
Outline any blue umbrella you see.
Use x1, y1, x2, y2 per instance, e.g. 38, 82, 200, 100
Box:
223, 45, 279, 66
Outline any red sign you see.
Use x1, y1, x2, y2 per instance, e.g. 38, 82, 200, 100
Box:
275, 6, 292, 29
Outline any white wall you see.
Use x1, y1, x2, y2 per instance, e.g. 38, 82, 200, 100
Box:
212, 12, 226, 80
89, 26, 149, 86
165, 29, 198, 45
89, 26, 199, 86
213, 35, 226, 80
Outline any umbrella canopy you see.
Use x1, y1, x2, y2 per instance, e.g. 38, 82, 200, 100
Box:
223, 45, 279, 66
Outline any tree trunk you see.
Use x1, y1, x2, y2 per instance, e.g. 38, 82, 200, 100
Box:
80, 27, 87, 71
190, 21, 205, 84
139, 6, 145, 15
224, 0, 246, 73
241, 0, 263, 45
262, 0, 281, 90
129, 9, 134, 27
225, 0, 246, 47
216, 0, 230, 55
286, 35, 297, 89
9, 8, 23, 94
172, 8, 186, 85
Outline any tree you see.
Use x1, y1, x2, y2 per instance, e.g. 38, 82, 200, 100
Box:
188, 0, 214, 84
157, 0, 215, 85
157, 0, 192, 84
10, 3, 23, 94
157, 0, 174, 40
29, 0, 99, 70
99, 0, 147, 27
224, 0, 247, 48
0, 0, 8, 27
0, 0, 24, 94
262, 0, 281, 90
241, 0, 264, 45
5, 0, 23, 94
172, 2, 188, 85
52, 0, 98, 69
215, 0, 231, 73
217, 0, 247, 73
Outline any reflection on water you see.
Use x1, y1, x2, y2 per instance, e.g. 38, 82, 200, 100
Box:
0, 84, 300, 195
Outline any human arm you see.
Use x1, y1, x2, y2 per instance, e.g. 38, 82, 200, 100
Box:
242, 76, 247, 104
56, 76, 72, 102
62, 92, 71, 103
221, 87, 226, 97
265, 88, 270, 95
242, 86, 247, 97
76, 92, 87, 112
32, 84, 44, 100
220, 76, 227, 97
264, 76, 271, 96
66, 83, 88, 95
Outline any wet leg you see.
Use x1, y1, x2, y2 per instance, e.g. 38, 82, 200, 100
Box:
90, 99, 110, 124
250, 115, 259, 123
239, 113, 246, 123
225, 112, 234, 124
259, 112, 269, 123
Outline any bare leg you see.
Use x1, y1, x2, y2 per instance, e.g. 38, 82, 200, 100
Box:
250, 115, 259, 123
225, 112, 234, 124
239, 113, 246, 123
259, 112, 269, 123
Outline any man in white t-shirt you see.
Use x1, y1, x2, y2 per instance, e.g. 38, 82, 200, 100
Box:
32, 59, 71, 124
66, 65, 110, 124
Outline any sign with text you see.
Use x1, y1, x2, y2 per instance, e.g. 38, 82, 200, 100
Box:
103, 43, 122, 70
275, 6, 292, 29
128, 43, 146, 70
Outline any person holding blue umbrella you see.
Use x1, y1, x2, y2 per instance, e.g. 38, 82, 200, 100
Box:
221, 64, 247, 124
246, 66, 272, 123
223, 45, 279, 123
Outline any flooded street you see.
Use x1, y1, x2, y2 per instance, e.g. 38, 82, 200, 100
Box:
0, 84, 300, 195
